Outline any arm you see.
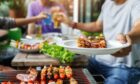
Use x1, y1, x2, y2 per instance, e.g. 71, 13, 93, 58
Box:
128, 20, 140, 44
72, 20, 103, 32
0, 12, 47, 29
15, 16, 42, 26
112, 1, 140, 57
127, 1, 140, 44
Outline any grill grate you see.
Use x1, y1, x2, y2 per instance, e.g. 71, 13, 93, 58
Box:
0, 69, 96, 84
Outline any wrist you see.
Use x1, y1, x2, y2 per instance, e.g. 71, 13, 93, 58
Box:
125, 34, 133, 45
69, 22, 78, 29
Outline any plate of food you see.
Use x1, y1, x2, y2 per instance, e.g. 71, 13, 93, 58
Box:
18, 39, 43, 53
61, 36, 130, 55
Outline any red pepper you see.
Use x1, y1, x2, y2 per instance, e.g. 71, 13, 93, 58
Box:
54, 74, 59, 79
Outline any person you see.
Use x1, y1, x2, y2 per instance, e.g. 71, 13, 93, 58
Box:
63, 0, 140, 84
0, 12, 47, 29
27, 0, 66, 35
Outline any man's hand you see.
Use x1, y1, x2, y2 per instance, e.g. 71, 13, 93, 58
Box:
112, 34, 132, 57
36, 12, 48, 20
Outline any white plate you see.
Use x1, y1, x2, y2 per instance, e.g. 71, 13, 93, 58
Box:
20, 38, 43, 45
61, 40, 130, 56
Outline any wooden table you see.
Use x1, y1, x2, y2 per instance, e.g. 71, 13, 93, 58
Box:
12, 52, 89, 67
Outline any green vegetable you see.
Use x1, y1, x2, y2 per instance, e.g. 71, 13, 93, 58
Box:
40, 42, 75, 64
81, 31, 101, 37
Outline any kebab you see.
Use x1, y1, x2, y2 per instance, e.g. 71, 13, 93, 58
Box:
59, 66, 65, 79
41, 66, 47, 80
47, 65, 53, 79
53, 67, 59, 79
65, 66, 72, 78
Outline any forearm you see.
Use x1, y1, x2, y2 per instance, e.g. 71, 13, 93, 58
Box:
128, 22, 140, 44
15, 17, 40, 26
67, 19, 103, 32
75, 22, 102, 32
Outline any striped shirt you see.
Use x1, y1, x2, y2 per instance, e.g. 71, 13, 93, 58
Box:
0, 17, 16, 29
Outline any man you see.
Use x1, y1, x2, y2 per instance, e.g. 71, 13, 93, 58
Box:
0, 12, 47, 29
27, 0, 66, 35
64, 0, 140, 84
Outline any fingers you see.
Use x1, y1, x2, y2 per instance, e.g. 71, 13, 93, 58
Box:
116, 34, 127, 44
112, 34, 132, 57
126, 34, 132, 45
112, 45, 131, 57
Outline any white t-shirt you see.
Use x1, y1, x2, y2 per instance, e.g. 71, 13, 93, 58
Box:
95, 0, 140, 67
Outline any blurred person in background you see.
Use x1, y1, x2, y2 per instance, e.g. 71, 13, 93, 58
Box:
62, 0, 140, 84
27, 0, 66, 35
8, 1, 27, 34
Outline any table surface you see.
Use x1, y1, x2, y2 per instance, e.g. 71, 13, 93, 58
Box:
12, 52, 89, 67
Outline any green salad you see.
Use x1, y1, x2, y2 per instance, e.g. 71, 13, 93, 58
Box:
40, 42, 75, 64
81, 31, 101, 37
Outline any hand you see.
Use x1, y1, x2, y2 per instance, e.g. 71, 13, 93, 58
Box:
51, 6, 61, 14
112, 34, 132, 57
36, 12, 48, 20
53, 12, 66, 22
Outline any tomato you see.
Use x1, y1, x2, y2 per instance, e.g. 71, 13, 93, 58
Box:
20, 82, 26, 84
40, 80, 46, 84
24, 45, 28, 49
54, 74, 59, 79
60, 74, 65, 79
66, 74, 72, 78
7, 81, 13, 84
28, 80, 34, 84
59, 69, 65, 73
1, 82, 7, 84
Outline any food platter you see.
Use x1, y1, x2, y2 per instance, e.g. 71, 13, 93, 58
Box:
18, 39, 43, 53
61, 40, 130, 55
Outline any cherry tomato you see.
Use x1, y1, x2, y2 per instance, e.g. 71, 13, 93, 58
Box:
54, 74, 59, 79
1, 82, 7, 84
20, 81, 26, 84
7, 81, 13, 84
60, 74, 65, 79
59, 69, 65, 73
66, 74, 72, 78
40, 80, 46, 84
28, 80, 34, 84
